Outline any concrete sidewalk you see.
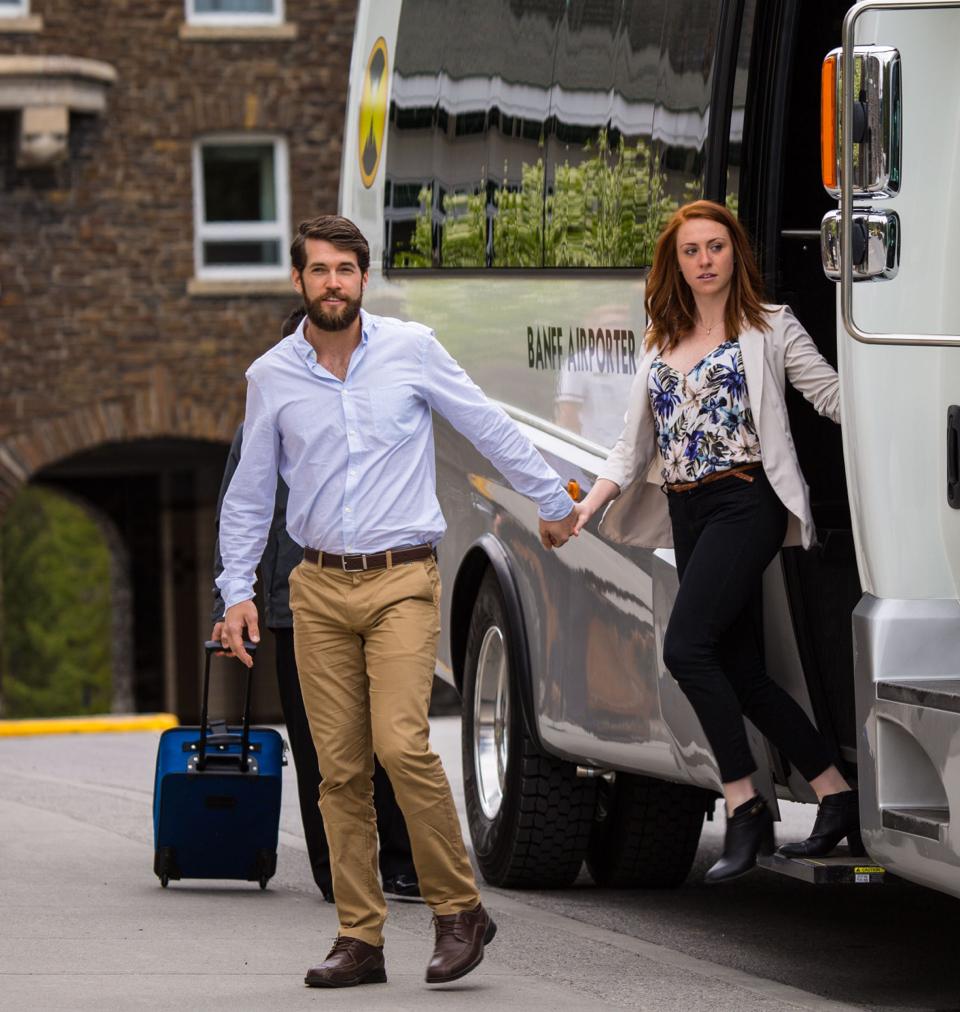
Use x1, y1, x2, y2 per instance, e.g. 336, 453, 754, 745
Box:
1, 796, 603, 1011
0, 722, 859, 1011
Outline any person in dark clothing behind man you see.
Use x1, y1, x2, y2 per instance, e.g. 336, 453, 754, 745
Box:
210, 309, 419, 904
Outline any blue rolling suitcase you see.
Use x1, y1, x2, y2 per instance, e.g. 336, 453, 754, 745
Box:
153, 641, 285, 888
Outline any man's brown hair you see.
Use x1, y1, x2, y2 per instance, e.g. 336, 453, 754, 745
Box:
645, 200, 769, 351
290, 215, 370, 274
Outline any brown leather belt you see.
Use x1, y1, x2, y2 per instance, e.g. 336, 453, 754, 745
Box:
303, 544, 435, 572
664, 461, 763, 494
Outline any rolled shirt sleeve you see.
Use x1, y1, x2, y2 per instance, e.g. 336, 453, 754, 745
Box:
216, 375, 280, 611
211, 424, 244, 624
420, 333, 574, 521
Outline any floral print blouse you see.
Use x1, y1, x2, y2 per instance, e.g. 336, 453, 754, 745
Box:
648, 340, 762, 484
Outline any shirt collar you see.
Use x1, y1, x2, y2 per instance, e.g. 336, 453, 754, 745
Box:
359, 308, 377, 340
292, 308, 376, 367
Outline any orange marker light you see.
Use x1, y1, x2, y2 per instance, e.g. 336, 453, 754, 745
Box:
567, 479, 581, 501
821, 53, 839, 191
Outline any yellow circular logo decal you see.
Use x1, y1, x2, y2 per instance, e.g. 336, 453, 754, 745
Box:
358, 37, 389, 189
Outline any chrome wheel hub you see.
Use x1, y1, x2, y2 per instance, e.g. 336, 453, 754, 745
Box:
473, 625, 510, 821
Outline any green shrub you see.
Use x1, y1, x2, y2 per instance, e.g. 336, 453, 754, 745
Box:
0, 487, 112, 717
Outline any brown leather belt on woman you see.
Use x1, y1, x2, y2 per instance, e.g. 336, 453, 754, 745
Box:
303, 544, 435, 572
664, 461, 763, 494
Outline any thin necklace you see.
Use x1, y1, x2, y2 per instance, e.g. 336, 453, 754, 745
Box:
699, 317, 722, 336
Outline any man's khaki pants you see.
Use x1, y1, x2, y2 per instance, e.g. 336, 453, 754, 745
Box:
288, 555, 480, 947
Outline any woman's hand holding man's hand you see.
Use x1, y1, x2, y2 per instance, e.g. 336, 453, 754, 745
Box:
539, 478, 621, 549
572, 499, 596, 536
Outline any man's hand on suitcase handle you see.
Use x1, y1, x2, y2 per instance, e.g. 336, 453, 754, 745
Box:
209, 622, 233, 657
207, 626, 259, 658
220, 600, 260, 668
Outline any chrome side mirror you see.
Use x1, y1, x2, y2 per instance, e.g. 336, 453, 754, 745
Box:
822, 45, 901, 198
821, 209, 900, 281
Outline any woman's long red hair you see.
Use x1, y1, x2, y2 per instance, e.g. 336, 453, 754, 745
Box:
644, 200, 770, 351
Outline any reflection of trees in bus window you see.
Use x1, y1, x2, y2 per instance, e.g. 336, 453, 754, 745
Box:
545, 130, 674, 267
385, 0, 723, 269
386, 0, 562, 268
544, 0, 722, 266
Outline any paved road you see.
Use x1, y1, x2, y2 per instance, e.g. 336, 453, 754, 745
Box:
1, 719, 957, 1011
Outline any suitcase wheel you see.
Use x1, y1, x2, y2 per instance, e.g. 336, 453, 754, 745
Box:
155, 846, 178, 888
254, 849, 276, 890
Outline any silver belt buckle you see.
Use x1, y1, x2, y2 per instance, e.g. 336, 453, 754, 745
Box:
342, 553, 367, 572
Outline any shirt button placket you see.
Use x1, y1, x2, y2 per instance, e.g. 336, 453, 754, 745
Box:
342, 383, 358, 551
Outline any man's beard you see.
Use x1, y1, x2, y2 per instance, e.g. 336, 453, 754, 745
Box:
304, 290, 363, 332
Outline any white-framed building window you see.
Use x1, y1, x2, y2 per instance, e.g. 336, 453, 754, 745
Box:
185, 0, 283, 26
192, 135, 290, 280
0, 0, 30, 18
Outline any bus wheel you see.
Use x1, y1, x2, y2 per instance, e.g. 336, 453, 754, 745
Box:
586, 773, 708, 888
462, 569, 596, 888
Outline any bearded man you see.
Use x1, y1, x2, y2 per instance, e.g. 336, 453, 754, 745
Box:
217, 215, 577, 989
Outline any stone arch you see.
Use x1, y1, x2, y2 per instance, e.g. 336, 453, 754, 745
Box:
0, 366, 241, 510
18, 430, 241, 720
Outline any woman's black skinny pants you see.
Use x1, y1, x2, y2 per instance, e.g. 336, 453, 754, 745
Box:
662, 469, 836, 784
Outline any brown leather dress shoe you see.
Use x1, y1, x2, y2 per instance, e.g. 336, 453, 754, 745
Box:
304, 936, 386, 988
425, 903, 497, 984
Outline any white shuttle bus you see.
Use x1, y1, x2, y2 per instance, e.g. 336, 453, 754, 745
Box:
339, 0, 960, 898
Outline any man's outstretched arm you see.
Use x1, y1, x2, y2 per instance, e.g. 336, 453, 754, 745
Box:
420, 333, 577, 546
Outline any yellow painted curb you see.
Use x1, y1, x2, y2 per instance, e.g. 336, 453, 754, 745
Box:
0, 713, 179, 737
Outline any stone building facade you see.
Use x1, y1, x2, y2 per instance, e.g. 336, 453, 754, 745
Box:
0, 0, 358, 718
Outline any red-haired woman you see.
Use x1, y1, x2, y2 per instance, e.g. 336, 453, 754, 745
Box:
571, 200, 860, 882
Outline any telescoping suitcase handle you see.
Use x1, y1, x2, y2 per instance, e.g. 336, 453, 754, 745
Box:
198, 640, 258, 773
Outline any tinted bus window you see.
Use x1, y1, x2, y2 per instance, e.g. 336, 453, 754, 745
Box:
545, 0, 722, 266
385, 0, 565, 268
725, 0, 757, 215
386, 0, 721, 270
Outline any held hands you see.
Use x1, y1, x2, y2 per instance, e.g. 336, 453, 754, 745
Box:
572, 498, 598, 536
540, 478, 620, 549
211, 600, 260, 668
539, 504, 581, 550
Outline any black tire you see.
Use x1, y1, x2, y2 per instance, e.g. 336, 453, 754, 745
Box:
259, 875, 268, 890
160, 874, 169, 888
462, 569, 597, 888
587, 772, 709, 888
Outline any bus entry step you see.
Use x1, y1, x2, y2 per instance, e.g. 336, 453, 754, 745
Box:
757, 851, 885, 885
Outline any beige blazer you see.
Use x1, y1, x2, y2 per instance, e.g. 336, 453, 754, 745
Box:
597, 305, 840, 551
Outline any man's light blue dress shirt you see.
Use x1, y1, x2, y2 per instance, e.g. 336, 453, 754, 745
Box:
217, 310, 573, 610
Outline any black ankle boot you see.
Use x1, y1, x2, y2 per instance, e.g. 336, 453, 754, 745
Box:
705, 796, 774, 884
778, 789, 864, 858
